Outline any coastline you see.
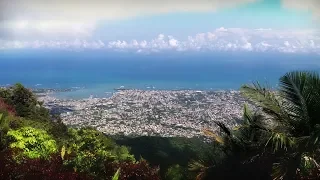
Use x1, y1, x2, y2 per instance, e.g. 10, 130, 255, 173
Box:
38, 89, 250, 138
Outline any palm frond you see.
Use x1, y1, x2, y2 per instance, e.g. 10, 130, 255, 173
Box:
272, 162, 287, 180
241, 82, 290, 126
112, 168, 121, 180
265, 132, 296, 152
301, 155, 320, 169
300, 72, 320, 127
188, 159, 208, 171
243, 104, 268, 129
279, 72, 310, 125
243, 103, 253, 125
237, 103, 271, 146
203, 121, 233, 145
213, 121, 231, 136
233, 126, 242, 131
307, 124, 320, 147
203, 128, 225, 145
188, 160, 209, 180
279, 71, 320, 138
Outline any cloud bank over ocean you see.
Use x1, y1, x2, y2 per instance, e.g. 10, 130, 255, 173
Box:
1, 28, 319, 54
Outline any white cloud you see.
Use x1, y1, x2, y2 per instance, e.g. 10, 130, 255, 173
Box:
1, 27, 320, 54
310, 40, 315, 48
140, 41, 148, 48
0, 20, 96, 40
255, 41, 272, 52
1, 0, 319, 40
0, 0, 257, 40
0, 39, 105, 50
1, 0, 319, 42
168, 36, 179, 47
255, 28, 272, 31
284, 41, 290, 47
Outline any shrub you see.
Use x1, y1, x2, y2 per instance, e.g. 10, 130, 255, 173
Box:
0, 84, 50, 120
0, 149, 93, 180
6, 127, 57, 159
165, 164, 185, 180
0, 113, 23, 150
0, 98, 15, 116
105, 160, 161, 180
63, 128, 135, 177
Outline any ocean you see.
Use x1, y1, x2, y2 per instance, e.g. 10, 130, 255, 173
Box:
1, 50, 319, 99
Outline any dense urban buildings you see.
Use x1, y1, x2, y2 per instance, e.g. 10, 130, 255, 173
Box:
40, 90, 250, 138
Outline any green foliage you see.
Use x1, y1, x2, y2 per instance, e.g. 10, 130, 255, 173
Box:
0, 88, 13, 103
6, 127, 57, 159
104, 160, 161, 180
61, 145, 66, 160
0, 83, 159, 179
112, 168, 120, 180
165, 164, 185, 180
0, 111, 68, 149
66, 128, 135, 161
63, 128, 135, 177
0, 113, 10, 133
299, 155, 319, 176
116, 136, 211, 179
12, 83, 38, 117
0, 113, 8, 150
0, 83, 50, 120
234, 71, 320, 179
0, 112, 25, 150
67, 150, 106, 175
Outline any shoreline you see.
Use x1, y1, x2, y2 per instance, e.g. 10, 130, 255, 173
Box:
39, 89, 250, 138
36, 88, 240, 100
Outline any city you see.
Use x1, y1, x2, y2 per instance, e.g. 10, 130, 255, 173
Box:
40, 90, 251, 138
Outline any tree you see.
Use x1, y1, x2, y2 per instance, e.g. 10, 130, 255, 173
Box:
0, 83, 50, 120
11, 83, 38, 117
192, 71, 320, 180
189, 104, 273, 180
241, 71, 320, 179
0, 98, 15, 116
63, 127, 135, 178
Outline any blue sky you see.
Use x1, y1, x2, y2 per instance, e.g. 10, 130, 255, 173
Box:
96, 0, 315, 41
0, 0, 319, 53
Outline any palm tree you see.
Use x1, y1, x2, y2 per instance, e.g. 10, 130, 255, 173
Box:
191, 71, 320, 180
189, 104, 273, 180
241, 71, 320, 179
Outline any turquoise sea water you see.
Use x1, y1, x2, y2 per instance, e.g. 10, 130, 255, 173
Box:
1, 50, 319, 99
